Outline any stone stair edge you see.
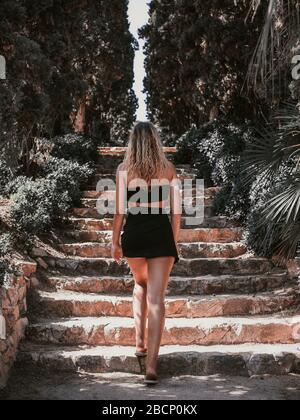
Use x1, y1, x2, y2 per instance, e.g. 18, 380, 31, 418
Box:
28, 314, 300, 327
16, 341, 300, 377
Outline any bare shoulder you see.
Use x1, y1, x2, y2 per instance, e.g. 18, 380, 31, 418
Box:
166, 160, 177, 179
116, 162, 126, 174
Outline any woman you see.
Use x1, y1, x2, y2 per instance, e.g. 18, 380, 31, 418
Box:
111, 121, 182, 386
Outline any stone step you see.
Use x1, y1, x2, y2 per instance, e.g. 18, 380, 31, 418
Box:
32, 289, 299, 319
68, 216, 240, 231
59, 242, 247, 259
88, 177, 198, 190
26, 315, 300, 347
44, 273, 291, 296
71, 206, 215, 220
42, 257, 274, 277
96, 163, 195, 172
62, 227, 243, 244
82, 187, 220, 199
16, 342, 300, 377
90, 171, 198, 185
81, 197, 214, 209
181, 216, 239, 229
97, 146, 177, 157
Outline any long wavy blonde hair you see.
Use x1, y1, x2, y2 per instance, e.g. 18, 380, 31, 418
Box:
124, 122, 169, 183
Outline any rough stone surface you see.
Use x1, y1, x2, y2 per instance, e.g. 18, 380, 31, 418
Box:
31, 289, 299, 319
15, 343, 300, 378
44, 273, 292, 296
41, 257, 274, 277
63, 227, 243, 244
1, 369, 300, 400
26, 316, 300, 347
72, 205, 215, 219
98, 146, 177, 156
68, 216, 240, 231
14, 261, 37, 278
81, 197, 214, 210
60, 242, 247, 259
0, 261, 36, 389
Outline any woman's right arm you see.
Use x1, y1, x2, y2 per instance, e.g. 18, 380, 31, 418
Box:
111, 164, 126, 264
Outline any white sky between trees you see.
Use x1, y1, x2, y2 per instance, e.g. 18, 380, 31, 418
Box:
128, 0, 149, 121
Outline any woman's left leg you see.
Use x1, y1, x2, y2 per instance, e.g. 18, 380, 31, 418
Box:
126, 258, 148, 353
146, 257, 175, 376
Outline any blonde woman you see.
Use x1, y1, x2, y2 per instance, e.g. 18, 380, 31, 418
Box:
111, 122, 182, 386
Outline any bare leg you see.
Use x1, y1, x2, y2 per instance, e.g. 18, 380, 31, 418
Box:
127, 258, 148, 352
147, 257, 175, 376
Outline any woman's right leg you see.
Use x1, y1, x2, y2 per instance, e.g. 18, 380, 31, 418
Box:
127, 258, 148, 353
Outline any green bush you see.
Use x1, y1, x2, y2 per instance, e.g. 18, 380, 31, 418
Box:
43, 157, 95, 205
174, 125, 201, 165
0, 233, 14, 257
213, 179, 251, 222
0, 159, 13, 197
51, 134, 97, 164
10, 157, 95, 236
11, 179, 59, 235
245, 164, 294, 257
0, 260, 8, 286
176, 120, 253, 219
5, 176, 29, 197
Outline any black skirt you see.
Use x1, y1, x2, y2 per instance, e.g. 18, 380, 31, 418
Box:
121, 210, 179, 264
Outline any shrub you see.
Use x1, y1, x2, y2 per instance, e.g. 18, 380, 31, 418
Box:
0, 159, 13, 197
174, 125, 201, 165
51, 134, 97, 164
43, 157, 95, 205
245, 164, 294, 257
0, 260, 8, 286
176, 120, 253, 219
10, 157, 95, 236
0, 233, 14, 257
213, 178, 251, 222
197, 122, 251, 185
5, 176, 29, 197
11, 179, 59, 235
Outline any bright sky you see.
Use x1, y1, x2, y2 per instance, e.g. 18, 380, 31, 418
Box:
128, 0, 149, 121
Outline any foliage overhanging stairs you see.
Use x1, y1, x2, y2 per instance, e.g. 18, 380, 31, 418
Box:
17, 149, 300, 377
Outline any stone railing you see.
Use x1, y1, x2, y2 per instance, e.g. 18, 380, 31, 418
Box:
98, 146, 177, 156
0, 260, 37, 389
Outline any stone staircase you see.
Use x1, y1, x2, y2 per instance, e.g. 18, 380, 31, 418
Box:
17, 151, 300, 377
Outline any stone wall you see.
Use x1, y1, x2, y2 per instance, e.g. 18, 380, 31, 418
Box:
0, 261, 37, 389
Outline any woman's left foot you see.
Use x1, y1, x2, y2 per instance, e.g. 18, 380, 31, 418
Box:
135, 349, 147, 375
144, 373, 159, 386
135, 347, 147, 357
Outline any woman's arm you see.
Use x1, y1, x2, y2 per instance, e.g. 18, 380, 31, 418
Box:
111, 164, 126, 263
169, 163, 182, 243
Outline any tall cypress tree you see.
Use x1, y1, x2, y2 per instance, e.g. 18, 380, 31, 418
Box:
0, 0, 51, 168
80, 0, 138, 143
0, 0, 137, 170
141, 0, 266, 137
25, 0, 137, 143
